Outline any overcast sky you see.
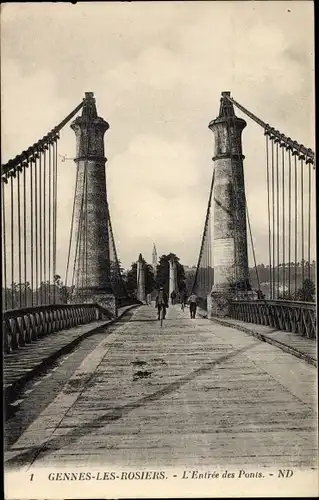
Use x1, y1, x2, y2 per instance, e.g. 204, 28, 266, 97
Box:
1, 1, 315, 275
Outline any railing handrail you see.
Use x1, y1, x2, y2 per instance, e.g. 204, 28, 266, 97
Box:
2, 302, 99, 317
2, 298, 140, 318
229, 297, 316, 339
230, 299, 316, 309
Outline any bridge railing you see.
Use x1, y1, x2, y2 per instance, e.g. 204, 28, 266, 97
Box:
3, 303, 102, 354
229, 299, 316, 339
3, 297, 142, 354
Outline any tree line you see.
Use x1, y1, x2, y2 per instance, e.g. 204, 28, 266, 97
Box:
249, 260, 316, 285
2, 275, 70, 310
3, 258, 315, 310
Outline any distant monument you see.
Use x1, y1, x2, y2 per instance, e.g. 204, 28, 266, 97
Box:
152, 243, 158, 276
137, 253, 146, 303
169, 258, 177, 300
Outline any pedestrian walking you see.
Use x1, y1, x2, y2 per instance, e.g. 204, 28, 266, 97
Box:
180, 290, 187, 310
155, 287, 169, 320
170, 290, 177, 305
189, 293, 197, 319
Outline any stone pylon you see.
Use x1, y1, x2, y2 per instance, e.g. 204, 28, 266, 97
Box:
169, 259, 177, 301
71, 92, 116, 315
137, 253, 146, 303
152, 243, 158, 276
207, 91, 252, 318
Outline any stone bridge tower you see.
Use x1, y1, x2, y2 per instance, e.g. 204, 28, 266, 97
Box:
207, 91, 252, 317
71, 92, 116, 315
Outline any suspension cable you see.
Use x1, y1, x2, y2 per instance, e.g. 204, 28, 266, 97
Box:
282, 145, 285, 296
301, 158, 305, 285
39, 151, 43, 304
275, 141, 280, 299
107, 202, 123, 290
265, 133, 272, 299
271, 139, 275, 299
35, 157, 39, 305
83, 172, 88, 297
71, 206, 83, 291
48, 143, 52, 303
78, 203, 83, 299
30, 159, 34, 306
191, 169, 215, 295
2, 178, 8, 310
43, 148, 47, 303
10, 174, 14, 308
308, 161, 312, 280
65, 166, 79, 287
77, 168, 88, 299
246, 197, 261, 292
80, 172, 88, 299
71, 166, 87, 294
17, 168, 22, 307
23, 163, 27, 306
294, 154, 298, 296
85, 163, 88, 292
288, 149, 292, 297
53, 139, 58, 302
107, 201, 128, 296
206, 206, 212, 297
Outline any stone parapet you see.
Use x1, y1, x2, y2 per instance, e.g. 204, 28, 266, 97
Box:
71, 292, 117, 318
207, 291, 234, 318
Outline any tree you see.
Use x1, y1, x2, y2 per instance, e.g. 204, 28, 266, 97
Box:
52, 274, 73, 303
125, 259, 156, 296
109, 260, 128, 297
155, 253, 186, 294
295, 278, 316, 302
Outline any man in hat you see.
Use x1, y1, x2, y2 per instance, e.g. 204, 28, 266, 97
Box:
189, 292, 198, 319
155, 286, 169, 320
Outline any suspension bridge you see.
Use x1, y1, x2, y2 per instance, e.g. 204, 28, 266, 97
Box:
3, 91, 317, 472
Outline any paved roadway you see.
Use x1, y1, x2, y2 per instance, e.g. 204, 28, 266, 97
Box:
5, 304, 317, 470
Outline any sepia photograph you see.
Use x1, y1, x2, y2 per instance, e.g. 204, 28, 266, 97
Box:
1, 1, 317, 498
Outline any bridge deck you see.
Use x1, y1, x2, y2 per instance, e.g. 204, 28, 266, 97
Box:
5, 305, 317, 470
